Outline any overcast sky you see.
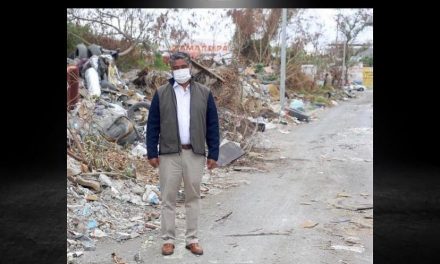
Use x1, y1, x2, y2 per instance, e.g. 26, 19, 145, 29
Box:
176, 8, 373, 46
72, 8, 373, 51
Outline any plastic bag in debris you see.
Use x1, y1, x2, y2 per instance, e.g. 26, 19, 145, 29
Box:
108, 63, 126, 89
100, 54, 113, 63
89, 55, 99, 71
98, 174, 114, 188
142, 185, 160, 205
84, 68, 101, 97
131, 143, 147, 158
290, 99, 305, 111
102, 116, 139, 146
107, 103, 127, 117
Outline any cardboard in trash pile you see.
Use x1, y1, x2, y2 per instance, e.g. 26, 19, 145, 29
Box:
244, 67, 255, 76
217, 142, 245, 167
267, 84, 280, 100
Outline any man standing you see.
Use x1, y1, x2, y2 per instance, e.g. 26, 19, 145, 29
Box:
146, 51, 219, 256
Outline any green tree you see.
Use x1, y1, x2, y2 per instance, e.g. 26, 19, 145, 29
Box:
361, 56, 373, 67
67, 22, 93, 56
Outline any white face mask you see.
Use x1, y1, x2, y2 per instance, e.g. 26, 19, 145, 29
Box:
172, 68, 191, 84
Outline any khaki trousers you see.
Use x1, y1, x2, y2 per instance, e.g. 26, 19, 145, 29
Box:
159, 149, 205, 245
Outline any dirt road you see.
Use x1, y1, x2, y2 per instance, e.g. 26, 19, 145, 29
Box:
79, 90, 373, 264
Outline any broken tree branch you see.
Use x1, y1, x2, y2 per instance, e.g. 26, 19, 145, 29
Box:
67, 127, 87, 162
80, 172, 133, 180
215, 211, 232, 222
190, 59, 225, 82
67, 148, 84, 163
68, 175, 101, 192
333, 204, 373, 211
226, 230, 292, 237
145, 222, 160, 229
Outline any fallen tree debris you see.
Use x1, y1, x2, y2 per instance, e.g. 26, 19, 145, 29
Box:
226, 230, 292, 237
215, 211, 233, 222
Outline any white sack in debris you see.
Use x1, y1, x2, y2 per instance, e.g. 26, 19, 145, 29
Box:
85, 68, 101, 97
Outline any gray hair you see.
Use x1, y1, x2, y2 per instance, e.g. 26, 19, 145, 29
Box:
169, 51, 191, 66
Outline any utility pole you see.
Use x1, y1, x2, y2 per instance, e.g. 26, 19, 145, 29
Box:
342, 41, 346, 85
279, 8, 287, 121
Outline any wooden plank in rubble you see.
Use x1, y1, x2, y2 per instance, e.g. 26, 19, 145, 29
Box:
190, 58, 225, 83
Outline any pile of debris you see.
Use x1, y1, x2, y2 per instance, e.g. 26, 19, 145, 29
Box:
66, 43, 364, 258
67, 155, 162, 254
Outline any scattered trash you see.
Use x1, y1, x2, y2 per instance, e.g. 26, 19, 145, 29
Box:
142, 185, 160, 205
349, 218, 373, 229
67, 251, 84, 259
217, 141, 246, 167
331, 100, 339, 106
145, 223, 160, 229
81, 239, 96, 251
265, 122, 277, 130
278, 129, 290, 134
332, 201, 373, 211
98, 174, 114, 188
301, 220, 319, 228
131, 143, 147, 158
286, 107, 310, 122
84, 67, 101, 97
215, 211, 233, 222
68, 175, 101, 192
90, 228, 107, 238
267, 84, 280, 100
106, 103, 127, 117
244, 67, 255, 76
344, 236, 361, 245
87, 219, 98, 229
130, 232, 140, 239
232, 166, 265, 172
226, 229, 293, 237
290, 99, 305, 111
111, 252, 127, 264
67, 45, 366, 254
331, 245, 365, 253
330, 217, 351, 223
127, 101, 150, 126
67, 251, 83, 263
134, 252, 143, 263
101, 115, 140, 146
85, 194, 99, 201
336, 192, 351, 198
116, 232, 131, 241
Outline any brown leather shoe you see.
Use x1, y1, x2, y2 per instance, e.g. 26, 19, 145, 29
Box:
162, 243, 175, 255
185, 243, 203, 255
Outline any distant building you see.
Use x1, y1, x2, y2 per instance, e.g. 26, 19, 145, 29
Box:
170, 39, 230, 59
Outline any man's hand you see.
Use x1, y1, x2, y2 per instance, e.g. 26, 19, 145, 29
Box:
148, 158, 160, 168
207, 159, 217, 170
